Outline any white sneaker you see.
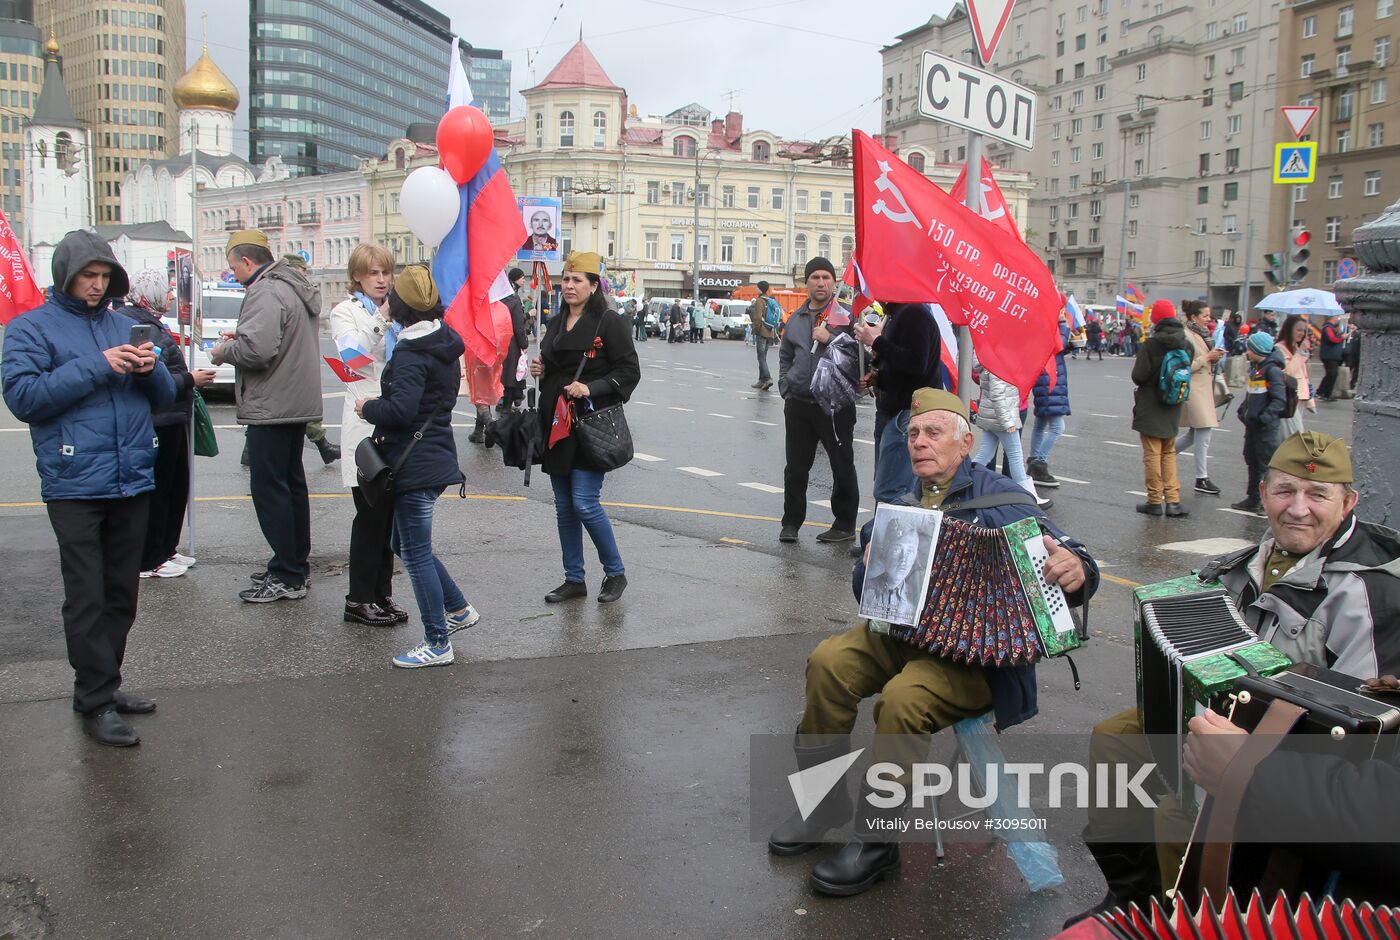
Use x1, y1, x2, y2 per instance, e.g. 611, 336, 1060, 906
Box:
392, 641, 455, 669
170, 552, 196, 567
142, 560, 187, 579
446, 603, 481, 634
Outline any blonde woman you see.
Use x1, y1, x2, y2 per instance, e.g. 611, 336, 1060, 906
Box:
330, 243, 405, 627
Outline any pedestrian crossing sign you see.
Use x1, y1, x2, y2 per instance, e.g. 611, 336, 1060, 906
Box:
1273, 142, 1317, 184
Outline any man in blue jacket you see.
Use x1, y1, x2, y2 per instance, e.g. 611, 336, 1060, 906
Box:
767, 388, 1099, 896
2, 230, 176, 747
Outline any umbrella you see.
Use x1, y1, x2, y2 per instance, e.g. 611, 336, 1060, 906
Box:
1256, 288, 1345, 317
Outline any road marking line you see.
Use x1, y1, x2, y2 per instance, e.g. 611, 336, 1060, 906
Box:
678, 466, 723, 477
705, 386, 724, 391
1103, 440, 1137, 448
632, 400, 655, 405
1159, 537, 1255, 554
1101, 572, 1142, 588
650, 378, 666, 383
1127, 490, 1148, 497
322, 391, 344, 399
1054, 476, 1091, 484
720, 537, 750, 545
707, 413, 733, 418
669, 406, 695, 412
1218, 507, 1265, 518
1090, 413, 1120, 418
854, 438, 875, 445
632, 453, 665, 462
739, 482, 784, 494
751, 420, 777, 426
809, 499, 871, 514
1061, 433, 1078, 438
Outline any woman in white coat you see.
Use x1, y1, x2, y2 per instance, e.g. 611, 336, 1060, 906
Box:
331, 243, 403, 627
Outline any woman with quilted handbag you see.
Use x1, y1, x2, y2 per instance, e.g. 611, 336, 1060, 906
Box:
529, 251, 641, 605
356, 266, 480, 669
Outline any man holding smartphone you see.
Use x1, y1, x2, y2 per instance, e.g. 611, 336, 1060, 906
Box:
2, 230, 175, 747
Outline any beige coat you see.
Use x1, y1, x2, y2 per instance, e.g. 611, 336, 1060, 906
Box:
329, 295, 392, 489
1180, 327, 1218, 430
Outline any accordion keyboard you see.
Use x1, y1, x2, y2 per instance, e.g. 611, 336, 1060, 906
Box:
1020, 533, 1076, 642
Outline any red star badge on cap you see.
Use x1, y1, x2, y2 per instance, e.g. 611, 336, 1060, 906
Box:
1306, 461, 1318, 474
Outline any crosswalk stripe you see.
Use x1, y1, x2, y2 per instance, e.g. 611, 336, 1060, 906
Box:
708, 413, 733, 418
1054, 476, 1091, 484
632, 400, 655, 406
1218, 507, 1265, 518
1103, 440, 1138, 448
1090, 413, 1120, 418
739, 482, 784, 494
810, 499, 871, 514
678, 466, 724, 477
854, 438, 875, 445
751, 420, 777, 426
1127, 490, 1148, 497
632, 453, 665, 462
669, 407, 695, 412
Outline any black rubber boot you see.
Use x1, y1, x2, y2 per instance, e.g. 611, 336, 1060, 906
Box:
314, 435, 341, 464
1061, 841, 1162, 929
469, 406, 489, 444
767, 734, 855, 856
807, 782, 905, 896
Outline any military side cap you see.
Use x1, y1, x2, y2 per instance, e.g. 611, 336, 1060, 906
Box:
563, 251, 602, 276
393, 264, 440, 313
1268, 431, 1353, 483
225, 229, 268, 253
911, 387, 969, 425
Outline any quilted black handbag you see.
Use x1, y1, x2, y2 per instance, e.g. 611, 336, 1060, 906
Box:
573, 400, 633, 471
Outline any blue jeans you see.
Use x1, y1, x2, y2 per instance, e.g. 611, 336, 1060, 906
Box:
1030, 415, 1065, 464
873, 409, 916, 502
973, 426, 1030, 483
755, 335, 773, 383
391, 486, 467, 647
550, 468, 624, 582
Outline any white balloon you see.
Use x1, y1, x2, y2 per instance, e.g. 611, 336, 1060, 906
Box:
400, 167, 460, 249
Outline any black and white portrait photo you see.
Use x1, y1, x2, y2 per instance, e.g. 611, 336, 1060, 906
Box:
859, 505, 941, 626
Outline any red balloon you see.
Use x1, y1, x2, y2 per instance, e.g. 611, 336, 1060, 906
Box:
437, 106, 493, 184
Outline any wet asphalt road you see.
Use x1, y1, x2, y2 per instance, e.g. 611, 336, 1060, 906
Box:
0, 333, 1355, 939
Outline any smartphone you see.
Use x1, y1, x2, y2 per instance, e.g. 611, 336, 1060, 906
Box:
128, 323, 158, 347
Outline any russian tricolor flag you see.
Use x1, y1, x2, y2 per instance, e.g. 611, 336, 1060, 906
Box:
431, 39, 526, 368
1065, 293, 1086, 329
336, 336, 374, 373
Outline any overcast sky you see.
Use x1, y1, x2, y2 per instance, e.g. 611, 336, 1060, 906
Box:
188, 0, 958, 154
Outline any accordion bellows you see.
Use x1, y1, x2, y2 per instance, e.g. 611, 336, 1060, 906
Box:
1073, 890, 1399, 940
882, 515, 1081, 668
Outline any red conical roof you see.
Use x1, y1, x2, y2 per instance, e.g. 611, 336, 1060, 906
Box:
528, 39, 622, 92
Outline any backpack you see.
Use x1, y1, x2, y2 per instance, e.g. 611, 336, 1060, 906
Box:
1281, 373, 1299, 418
762, 296, 782, 332
1156, 347, 1192, 405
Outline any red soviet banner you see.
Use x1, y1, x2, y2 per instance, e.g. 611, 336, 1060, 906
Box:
949, 157, 1023, 243
0, 208, 43, 326
851, 130, 1062, 393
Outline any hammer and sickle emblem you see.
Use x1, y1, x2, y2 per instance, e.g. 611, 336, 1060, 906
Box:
977, 179, 1006, 223
871, 160, 921, 228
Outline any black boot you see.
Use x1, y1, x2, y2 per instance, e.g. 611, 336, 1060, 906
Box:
1061, 842, 1161, 929
767, 735, 855, 856
469, 406, 489, 444
807, 781, 904, 896
314, 435, 341, 465
241, 437, 251, 468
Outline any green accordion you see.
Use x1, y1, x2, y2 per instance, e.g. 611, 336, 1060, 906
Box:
1134, 575, 1294, 801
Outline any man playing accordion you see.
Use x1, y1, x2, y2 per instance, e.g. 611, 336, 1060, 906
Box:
1068, 431, 1400, 926
768, 388, 1101, 897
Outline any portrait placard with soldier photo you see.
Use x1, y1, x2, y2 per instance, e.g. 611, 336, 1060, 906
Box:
858, 505, 941, 626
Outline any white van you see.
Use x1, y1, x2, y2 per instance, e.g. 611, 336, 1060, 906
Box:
710, 299, 753, 339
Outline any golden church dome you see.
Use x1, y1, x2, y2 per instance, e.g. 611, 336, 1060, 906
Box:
45, 31, 59, 54
173, 47, 239, 112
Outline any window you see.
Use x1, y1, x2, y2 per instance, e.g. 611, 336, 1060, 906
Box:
1137, 64, 1147, 81
1201, 120, 1213, 139
1053, 123, 1062, 139
1127, 250, 1137, 268
1223, 214, 1238, 233
1227, 114, 1242, 135
1339, 5, 1354, 36
1233, 13, 1248, 31
1224, 182, 1239, 201
770, 237, 784, 266
1074, 63, 1085, 79
1198, 186, 1210, 204
1097, 55, 1108, 73
794, 233, 808, 264
771, 188, 783, 210
1200, 153, 1212, 174
1066, 230, 1079, 247
1134, 158, 1144, 175
1128, 219, 1138, 236
1229, 81, 1244, 102
1194, 250, 1207, 268
1301, 54, 1315, 77
1329, 176, 1344, 198
1366, 170, 1382, 195
817, 235, 831, 258
1072, 90, 1084, 107
1370, 122, 1385, 146
673, 135, 696, 157
1095, 83, 1106, 100
744, 236, 759, 264
1076, 33, 1087, 50
1205, 54, 1216, 78
722, 185, 735, 208
1382, 0, 1395, 17
1091, 142, 1104, 158
1303, 15, 1317, 37
644, 232, 658, 260
534, 112, 543, 147
1068, 202, 1080, 219
1203, 87, 1215, 107
1207, 21, 1218, 40
696, 184, 710, 208
1090, 228, 1100, 244
752, 141, 771, 162
1069, 174, 1081, 190
747, 186, 759, 209
1226, 146, 1240, 168
1326, 216, 1342, 242
670, 234, 684, 261
646, 180, 660, 204
1090, 199, 1102, 216
1056, 68, 1065, 83
1232, 47, 1245, 68
1094, 114, 1105, 130
795, 189, 809, 212
559, 111, 574, 147
1049, 206, 1059, 223
593, 111, 607, 148
1071, 118, 1083, 134
843, 192, 854, 214
1338, 46, 1352, 75
720, 235, 735, 263
1221, 248, 1236, 266
697, 235, 710, 262
1324, 259, 1339, 283
1294, 184, 1309, 202
1376, 37, 1391, 67
672, 183, 686, 207
909, 152, 926, 173
1338, 129, 1353, 151
841, 236, 855, 266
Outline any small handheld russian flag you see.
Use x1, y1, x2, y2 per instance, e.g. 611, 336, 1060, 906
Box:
1065, 293, 1086, 329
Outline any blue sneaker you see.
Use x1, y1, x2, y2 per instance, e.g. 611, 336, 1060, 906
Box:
446, 603, 480, 634
391, 641, 454, 669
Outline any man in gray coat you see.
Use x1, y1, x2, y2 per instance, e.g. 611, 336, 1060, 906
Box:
212, 229, 323, 602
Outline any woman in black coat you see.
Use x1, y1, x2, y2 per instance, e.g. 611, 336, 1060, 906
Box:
122, 269, 216, 578
357, 265, 477, 669
529, 252, 641, 605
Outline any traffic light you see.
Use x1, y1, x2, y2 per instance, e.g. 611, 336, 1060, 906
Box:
1289, 230, 1311, 284
1264, 252, 1285, 288
167, 249, 176, 287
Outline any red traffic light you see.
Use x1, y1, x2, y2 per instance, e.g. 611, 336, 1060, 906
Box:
1293, 230, 1312, 247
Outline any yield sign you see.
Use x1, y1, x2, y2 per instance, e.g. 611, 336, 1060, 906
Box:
1281, 106, 1318, 138
966, 0, 1017, 65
